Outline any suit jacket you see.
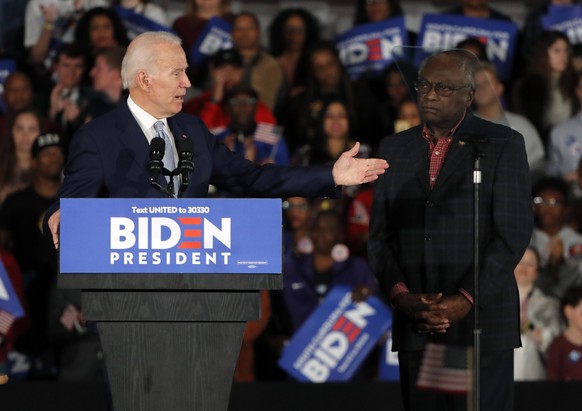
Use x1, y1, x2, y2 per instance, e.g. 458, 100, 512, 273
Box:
51, 100, 337, 204
368, 112, 533, 352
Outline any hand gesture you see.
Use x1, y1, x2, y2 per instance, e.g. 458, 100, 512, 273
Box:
332, 142, 388, 186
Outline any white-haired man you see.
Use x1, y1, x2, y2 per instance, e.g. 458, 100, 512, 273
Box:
46, 31, 388, 246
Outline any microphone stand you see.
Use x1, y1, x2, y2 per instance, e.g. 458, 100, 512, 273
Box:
463, 135, 487, 411
150, 167, 176, 198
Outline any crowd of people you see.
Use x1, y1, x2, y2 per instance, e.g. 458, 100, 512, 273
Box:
1, 0, 582, 387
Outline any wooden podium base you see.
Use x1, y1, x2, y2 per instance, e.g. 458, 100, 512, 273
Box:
98, 322, 246, 411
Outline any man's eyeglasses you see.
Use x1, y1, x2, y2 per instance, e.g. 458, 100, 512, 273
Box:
533, 196, 565, 207
414, 79, 472, 97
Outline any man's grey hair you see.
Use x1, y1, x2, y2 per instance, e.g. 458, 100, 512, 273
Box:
121, 31, 183, 90
418, 49, 479, 89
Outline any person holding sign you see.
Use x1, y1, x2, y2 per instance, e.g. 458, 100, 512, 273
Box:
45, 31, 388, 247
369, 50, 532, 410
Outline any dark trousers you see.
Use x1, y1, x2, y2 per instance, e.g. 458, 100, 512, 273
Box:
398, 348, 514, 411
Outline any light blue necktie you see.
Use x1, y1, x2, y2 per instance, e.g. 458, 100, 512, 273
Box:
153, 121, 178, 196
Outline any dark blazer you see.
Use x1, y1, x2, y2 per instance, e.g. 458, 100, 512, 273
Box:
52, 100, 337, 204
368, 112, 533, 352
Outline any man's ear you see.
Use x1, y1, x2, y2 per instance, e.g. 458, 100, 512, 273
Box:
136, 70, 151, 91
466, 88, 475, 106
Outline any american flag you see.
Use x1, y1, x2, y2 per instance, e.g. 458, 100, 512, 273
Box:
416, 343, 471, 394
254, 123, 281, 146
0, 309, 15, 335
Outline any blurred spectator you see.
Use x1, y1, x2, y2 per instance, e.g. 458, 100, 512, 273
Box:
87, 45, 125, 120
445, 0, 513, 21
547, 70, 582, 182
24, 0, 108, 66
0, 132, 65, 379
567, 158, 582, 231
514, 246, 561, 381
215, 84, 289, 165
282, 209, 379, 332
456, 37, 489, 62
346, 186, 373, 259
234, 289, 271, 382
377, 62, 416, 137
112, 0, 169, 32
394, 98, 421, 132
354, 0, 404, 26
0, 108, 46, 204
282, 197, 314, 254
281, 41, 381, 153
530, 177, 582, 299
295, 96, 371, 167
183, 49, 277, 133
172, 0, 234, 88
73, 6, 130, 61
48, 44, 92, 141
231, 12, 284, 111
268, 8, 320, 98
0, 0, 27, 61
0, 72, 34, 136
547, 284, 582, 380
473, 63, 546, 175
512, 31, 579, 145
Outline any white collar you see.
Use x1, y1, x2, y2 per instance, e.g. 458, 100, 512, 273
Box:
127, 95, 169, 132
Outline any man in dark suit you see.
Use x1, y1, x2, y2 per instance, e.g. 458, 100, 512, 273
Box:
368, 50, 532, 410
46, 31, 388, 246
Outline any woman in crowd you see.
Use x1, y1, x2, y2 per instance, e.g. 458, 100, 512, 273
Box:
512, 31, 579, 145
295, 97, 370, 167
377, 62, 416, 136
74, 7, 129, 53
514, 246, 561, 380
268, 8, 320, 98
0, 108, 46, 204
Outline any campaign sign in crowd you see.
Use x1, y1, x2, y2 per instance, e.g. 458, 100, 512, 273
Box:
279, 285, 392, 382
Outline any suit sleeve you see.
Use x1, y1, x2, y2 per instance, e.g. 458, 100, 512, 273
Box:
368, 139, 407, 301
197, 117, 338, 198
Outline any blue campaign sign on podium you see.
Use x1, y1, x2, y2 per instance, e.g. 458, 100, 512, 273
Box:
59, 198, 282, 274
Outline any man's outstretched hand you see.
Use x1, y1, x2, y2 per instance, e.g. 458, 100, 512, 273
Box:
332, 142, 389, 186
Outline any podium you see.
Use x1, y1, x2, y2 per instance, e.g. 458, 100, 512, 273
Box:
58, 198, 282, 411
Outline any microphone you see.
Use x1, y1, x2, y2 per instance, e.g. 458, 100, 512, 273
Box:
176, 136, 195, 193
148, 137, 165, 179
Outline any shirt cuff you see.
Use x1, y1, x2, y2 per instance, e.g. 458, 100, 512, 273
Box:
389, 282, 410, 303
458, 288, 474, 305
